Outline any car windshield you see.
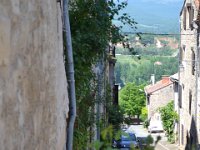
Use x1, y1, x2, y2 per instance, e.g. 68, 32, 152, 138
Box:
121, 134, 136, 141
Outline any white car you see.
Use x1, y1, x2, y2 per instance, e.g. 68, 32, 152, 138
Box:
148, 120, 164, 133
148, 113, 164, 133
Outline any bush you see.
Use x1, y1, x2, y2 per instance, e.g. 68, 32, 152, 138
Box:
140, 107, 148, 122
108, 106, 124, 129
159, 101, 178, 143
143, 119, 149, 128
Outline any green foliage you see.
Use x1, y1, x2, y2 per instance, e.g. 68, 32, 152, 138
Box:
68, 0, 137, 149
134, 46, 175, 56
108, 105, 124, 130
89, 126, 122, 150
115, 55, 178, 86
140, 107, 148, 122
146, 135, 154, 145
159, 101, 178, 143
139, 34, 155, 45
119, 83, 146, 117
143, 119, 150, 129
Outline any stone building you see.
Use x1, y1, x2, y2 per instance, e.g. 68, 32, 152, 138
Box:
93, 45, 117, 140
144, 76, 174, 120
179, 0, 200, 149
170, 73, 179, 141
0, 1, 69, 149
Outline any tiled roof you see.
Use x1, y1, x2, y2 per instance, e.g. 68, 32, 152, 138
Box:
195, 0, 200, 8
144, 76, 173, 94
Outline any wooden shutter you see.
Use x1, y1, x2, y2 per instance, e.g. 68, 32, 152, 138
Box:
189, 90, 192, 114
189, 6, 194, 29
113, 85, 118, 105
198, 47, 200, 77
191, 49, 195, 75
179, 85, 182, 108
180, 47, 183, 63
181, 124, 184, 145
183, 8, 186, 30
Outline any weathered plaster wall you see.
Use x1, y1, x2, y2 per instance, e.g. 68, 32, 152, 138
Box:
148, 84, 174, 118
0, 1, 68, 150
179, 0, 198, 149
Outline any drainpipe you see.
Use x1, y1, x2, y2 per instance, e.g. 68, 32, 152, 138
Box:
63, 0, 77, 150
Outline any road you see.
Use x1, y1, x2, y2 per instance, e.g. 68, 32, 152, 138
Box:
126, 125, 178, 150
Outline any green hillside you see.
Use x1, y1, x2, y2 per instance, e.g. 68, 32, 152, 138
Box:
115, 53, 178, 87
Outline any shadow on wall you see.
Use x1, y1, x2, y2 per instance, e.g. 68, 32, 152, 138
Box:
185, 117, 198, 150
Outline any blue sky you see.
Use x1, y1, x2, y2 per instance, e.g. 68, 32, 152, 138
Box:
140, 0, 182, 4
115, 0, 183, 33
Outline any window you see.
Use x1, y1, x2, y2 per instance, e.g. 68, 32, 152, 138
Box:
180, 47, 183, 62
113, 85, 118, 105
174, 83, 178, 93
186, 3, 194, 30
189, 90, 192, 115
179, 85, 182, 108
191, 48, 195, 75
183, 3, 194, 30
181, 124, 184, 145
147, 96, 150, 105
180, 45, 185, 64
198, 47, 200, 77
183, 7, 186, 30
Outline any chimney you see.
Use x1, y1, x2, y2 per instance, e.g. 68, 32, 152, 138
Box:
151, 74, 155, 85
162, 75, 170, 84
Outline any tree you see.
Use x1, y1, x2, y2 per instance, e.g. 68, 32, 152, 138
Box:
115, 55, 178, 85
68, 0, 137, 148
119, 83, 146, 119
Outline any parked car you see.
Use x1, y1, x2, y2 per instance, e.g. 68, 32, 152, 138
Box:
148, 113, 164, 133
148, 124, 164, 133
148, 120, 164, 133
112, 133, 139, 149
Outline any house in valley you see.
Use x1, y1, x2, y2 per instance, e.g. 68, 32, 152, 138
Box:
144, 75, 174, 120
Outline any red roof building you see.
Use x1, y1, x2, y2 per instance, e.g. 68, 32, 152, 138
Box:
145, 76, 173, 94
144, 76, 174, 120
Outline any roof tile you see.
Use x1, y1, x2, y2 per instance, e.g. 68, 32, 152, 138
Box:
145, 77, 173, 94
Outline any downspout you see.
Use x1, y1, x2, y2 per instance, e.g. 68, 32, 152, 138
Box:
63, 0, 76, 150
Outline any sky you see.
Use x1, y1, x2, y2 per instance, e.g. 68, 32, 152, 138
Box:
115, 0, 183, 33
141, 0, 182, 4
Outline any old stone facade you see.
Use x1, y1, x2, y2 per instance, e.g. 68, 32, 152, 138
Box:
179, 0, 200, 149
93, 45, 117, 140
0, 1, 69, 150
170, 73, 179, 141
144, 76, 174, 120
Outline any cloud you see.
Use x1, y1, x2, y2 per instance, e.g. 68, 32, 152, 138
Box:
137, 24, 158, 28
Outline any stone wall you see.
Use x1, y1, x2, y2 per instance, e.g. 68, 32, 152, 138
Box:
179, 0, 199, 149
0, 1, 68, 150
148, 84, 174, 118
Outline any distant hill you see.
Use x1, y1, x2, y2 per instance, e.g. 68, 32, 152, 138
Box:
114, 0, 183, 33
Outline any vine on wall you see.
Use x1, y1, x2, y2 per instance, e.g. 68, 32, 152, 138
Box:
65, 0, 137, 148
